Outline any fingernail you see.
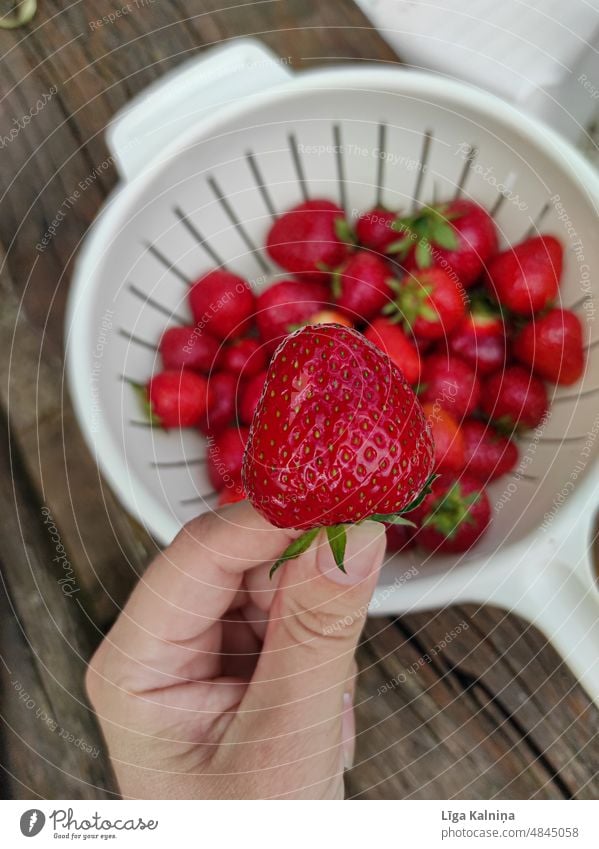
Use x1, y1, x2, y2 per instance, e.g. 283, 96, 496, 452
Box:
342, 691, 356, 771
317, 521, 386, 586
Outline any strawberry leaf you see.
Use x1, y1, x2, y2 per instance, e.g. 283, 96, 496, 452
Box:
334, 218, 356, 245
400, 473, 439, 513
429, 219, 459, 250
369, 513, 416, 528
326, 524, 348, 572
386, 236, 413, 256
330, 268, 343, 300
415, 238, 433, 268
130, 380, 162, 427
270, 528, 320, 578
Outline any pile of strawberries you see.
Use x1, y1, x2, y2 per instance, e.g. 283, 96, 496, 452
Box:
143, 195, 585, 555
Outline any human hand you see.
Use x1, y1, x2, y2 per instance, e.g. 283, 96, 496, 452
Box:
86, 501, 387, 799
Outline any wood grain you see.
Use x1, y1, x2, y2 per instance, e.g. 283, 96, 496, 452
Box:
0, 0, 597, 800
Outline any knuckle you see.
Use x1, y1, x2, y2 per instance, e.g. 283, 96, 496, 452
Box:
282, 595, 360, 645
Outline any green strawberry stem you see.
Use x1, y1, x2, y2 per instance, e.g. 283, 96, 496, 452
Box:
382, 279, 438, 329
128, 379, 162, 427
423, 481, 479, 539
387, 204, 461, 262
269, 473, 438, 577
334, 217, 356, 246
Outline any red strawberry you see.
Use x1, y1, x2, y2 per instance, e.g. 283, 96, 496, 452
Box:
256, 279, 329, 353
266, 199, 352, 281
355, 207, 399, 253
461, 419, 519, 480
159, 326, 219, 373
421, 402, 465, 474
419, 353, 481, 419
410, 474, 491, 553
242, 324, 435, 571
198, 371, 237, 435
485, 235, 563, 314
513, 308, 584, 385
219, 337, 266, 378
448, 302, 507, 375
395, 200, 498, 288
218, 479, 246, 506
207, 426, 249, 491
364, 317, 421, 385
481, 365, 548, 430
385, 523, 412, 553
189, 269, 255, 339
384, 267, 466, 340
146, 370, 207, 428
239, 369, 268, 425
332, 251, 394, 321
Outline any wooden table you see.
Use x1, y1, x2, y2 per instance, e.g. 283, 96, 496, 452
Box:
0, 0, 597, 800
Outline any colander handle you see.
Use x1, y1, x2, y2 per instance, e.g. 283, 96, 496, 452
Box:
372, 472, 599, 704
106, 39, 293, 181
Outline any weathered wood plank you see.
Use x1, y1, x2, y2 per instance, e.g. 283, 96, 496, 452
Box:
0, 249, 152, 626
348, 614, 568, 799
0, 413, 118, 798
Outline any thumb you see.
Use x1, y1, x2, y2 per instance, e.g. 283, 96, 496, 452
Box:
237, 522, 386, 786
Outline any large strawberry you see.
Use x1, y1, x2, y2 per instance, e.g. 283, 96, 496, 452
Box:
410, 474, 491, 553
332, 251, 395, 321
256, 279, 329, 353
364, 317, 421, 385
485, 235, 563, 315
391, 200, 498, 288
383, 267, 466, 340
189, 269, 255, 339
513, 308, 584, 385
242, 324, 435, 573
266, 199, 352, 281
448, 301, 507, 375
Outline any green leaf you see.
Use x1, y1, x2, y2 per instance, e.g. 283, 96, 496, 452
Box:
420, 302, 439, 322
129, 380, 162, 427
270, 528, 320, 578
429, 219, 459, 250
369, 514, 416, 528
385, 236, 413, 256
326, 525, 348, 572
415, 238, 433, 268
386, 277, 403, 294
330, 268, 343, 299
334, 218, 356, 245
400, 473, 439, 514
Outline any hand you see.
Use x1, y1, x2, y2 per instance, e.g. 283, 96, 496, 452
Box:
86, 501, 387, 799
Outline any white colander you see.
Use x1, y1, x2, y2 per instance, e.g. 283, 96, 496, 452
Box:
66, 40, 599, 702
